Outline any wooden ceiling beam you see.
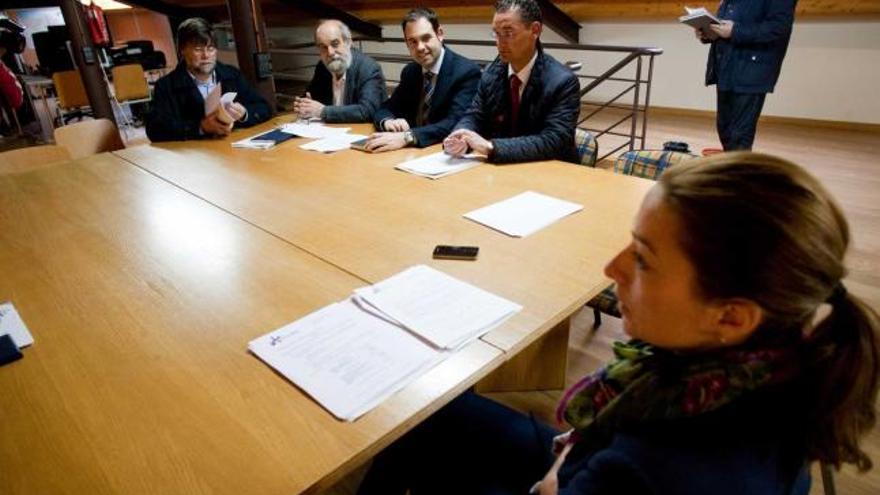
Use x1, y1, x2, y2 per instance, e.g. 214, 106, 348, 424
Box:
537, 0, 580, 43
298, 0, 880, 23
272, 0, 382, 38
114, 0, 192, 19
553, 0, 880, 19
4, 0, 59, 8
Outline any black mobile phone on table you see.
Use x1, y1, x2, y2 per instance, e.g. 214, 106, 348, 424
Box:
433, 245, 479, 261
350, 137, 371, 152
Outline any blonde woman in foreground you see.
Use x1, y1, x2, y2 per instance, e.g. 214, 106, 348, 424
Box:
358, 152, 880, 495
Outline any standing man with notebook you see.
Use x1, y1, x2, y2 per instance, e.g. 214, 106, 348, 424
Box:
443, 0, 580, 164
294, 20, 386, 123
364, 8, 481, 152
696, 0, 797, 150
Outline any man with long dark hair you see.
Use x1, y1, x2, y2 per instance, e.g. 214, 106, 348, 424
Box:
146, 18, 270, 142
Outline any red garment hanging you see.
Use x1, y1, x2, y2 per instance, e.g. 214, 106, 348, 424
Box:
85, 1, 111, 46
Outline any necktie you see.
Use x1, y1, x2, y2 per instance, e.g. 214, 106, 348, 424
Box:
418, 71, 435, 126
510, 74, 522, 128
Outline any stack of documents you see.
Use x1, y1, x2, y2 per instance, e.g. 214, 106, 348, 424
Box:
396, 152, 482, 179
464, 191, 584, 237
232, 122, 358, 151
300, 133, 369, 153
280, 122, 351, 139
249, 265, 520, 421
353, 265, 522, 350
249, 299, 443, 421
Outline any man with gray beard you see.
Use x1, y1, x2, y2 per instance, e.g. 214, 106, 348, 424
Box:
295, 20, 386, 123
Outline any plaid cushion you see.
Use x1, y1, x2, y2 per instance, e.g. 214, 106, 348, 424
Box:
574, 128, 598, 167
586, 285, 620, 318
613, 150, 697, 180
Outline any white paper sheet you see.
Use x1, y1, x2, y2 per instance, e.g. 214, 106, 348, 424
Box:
395, 152, 482, 179
216, 92, 238, 124
280, 122, 351, 139
205, 87, 237, 112
463, 191, 583, 237
249, 299, 443, 421
353, 265, 521, 350
0, 302, 34, 348
300, 134, 369, 153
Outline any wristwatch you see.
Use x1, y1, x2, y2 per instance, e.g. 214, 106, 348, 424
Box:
404, 131, 416, 146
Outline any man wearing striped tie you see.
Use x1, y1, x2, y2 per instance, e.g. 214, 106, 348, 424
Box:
365, 7, 481, 152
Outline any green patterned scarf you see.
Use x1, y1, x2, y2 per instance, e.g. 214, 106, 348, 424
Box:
557, 339, 809, 449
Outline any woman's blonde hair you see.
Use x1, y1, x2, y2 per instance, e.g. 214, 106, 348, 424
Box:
660, 152, 879, 471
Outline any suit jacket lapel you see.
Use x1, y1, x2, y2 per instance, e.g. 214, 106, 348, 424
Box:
343, 51, 358, 105
499, 61, 514, 136
171, 63, 206, 115
519, 50, 543, 130
427, 49, 453, 120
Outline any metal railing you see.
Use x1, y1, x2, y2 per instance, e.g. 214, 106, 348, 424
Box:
270, 38, 662, 163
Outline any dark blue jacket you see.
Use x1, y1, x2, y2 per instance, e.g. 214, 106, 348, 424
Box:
706, 0, 797, 94
454, 44, 580, 164
373, 47, 480, 147
146, 61, 271, 142
306, 48, 386, 123
558, 384, 811, 495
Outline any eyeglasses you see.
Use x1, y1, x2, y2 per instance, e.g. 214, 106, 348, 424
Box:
190, 45, 217, 56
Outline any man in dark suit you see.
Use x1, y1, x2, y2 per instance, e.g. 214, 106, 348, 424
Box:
146, 18, 270, 142
696, 0, 796, 150
444, 0, 580, 164
364, 8, 480, 152
294, 20, 386, 123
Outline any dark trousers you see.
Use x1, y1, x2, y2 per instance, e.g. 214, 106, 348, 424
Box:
357, 391, 559, 495
716, 90, 766, 151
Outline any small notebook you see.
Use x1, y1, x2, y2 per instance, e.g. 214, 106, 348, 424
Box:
232, 129, 296, 149
679, 6, 721, 31
250, 129, 297, 145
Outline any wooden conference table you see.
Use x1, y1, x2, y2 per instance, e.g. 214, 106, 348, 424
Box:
0, 153, 503, 494
115, 118, 654, 380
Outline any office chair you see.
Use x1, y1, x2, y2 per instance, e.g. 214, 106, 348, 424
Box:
52, 70, 92, 125
54, 118, 124, 159
574, 128, 598, 167
111, 63, 151, 128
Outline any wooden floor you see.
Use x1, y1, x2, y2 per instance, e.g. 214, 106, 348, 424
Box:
326, 111, 880, 494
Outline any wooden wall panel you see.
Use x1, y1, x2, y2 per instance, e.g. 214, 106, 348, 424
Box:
295, 0, 880, 24
556, 0, 880, 19
105, 8, 178, 67
158, 0, 880, 22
